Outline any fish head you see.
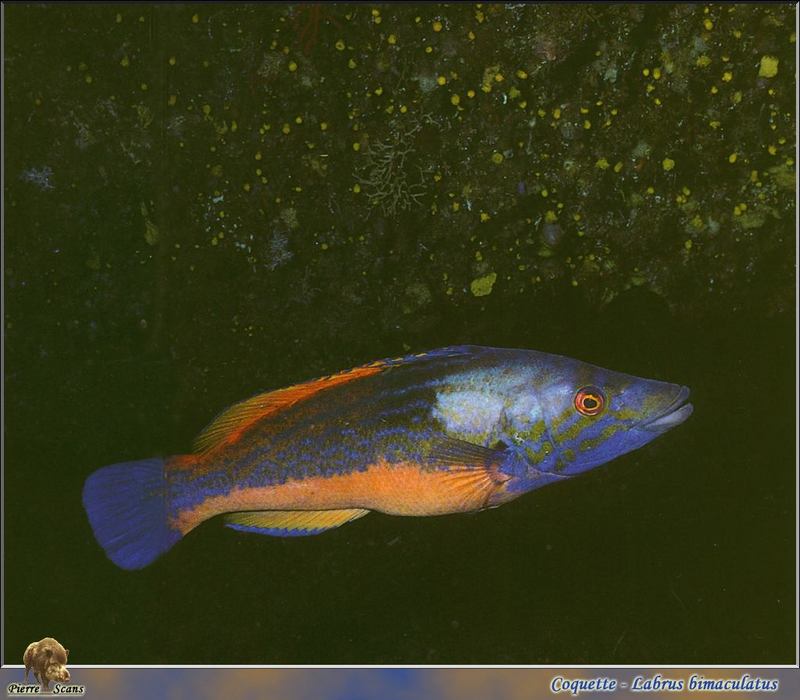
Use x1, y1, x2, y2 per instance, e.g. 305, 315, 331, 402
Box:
513, 353, 693, 478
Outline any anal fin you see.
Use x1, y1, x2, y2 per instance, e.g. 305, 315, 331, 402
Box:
224, 508, 369, 538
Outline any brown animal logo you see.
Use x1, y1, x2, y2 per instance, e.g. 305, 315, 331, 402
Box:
23, 637, 70, 691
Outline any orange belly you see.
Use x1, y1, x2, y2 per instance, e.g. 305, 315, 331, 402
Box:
170, 460, 514, 534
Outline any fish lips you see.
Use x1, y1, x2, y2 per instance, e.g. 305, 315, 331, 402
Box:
639, 385, 693, 432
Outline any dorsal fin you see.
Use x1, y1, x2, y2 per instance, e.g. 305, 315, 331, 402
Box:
193, 346, 481, 456
193, 362, 386, 455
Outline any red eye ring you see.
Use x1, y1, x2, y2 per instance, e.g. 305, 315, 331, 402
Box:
574, 386, 605, 416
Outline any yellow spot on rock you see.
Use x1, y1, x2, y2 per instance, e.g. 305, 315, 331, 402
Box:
432, 20, 443, 32
335, 39, 345, 51
141, 203, 159, 246
437, 75, 447, 86
480, 212, 490, 222
703, 18, 713, 30
516, 69, 528, 79
169, 56, 176, 66
544, 210, 558, 223
758, 55, 778, 78
388, 34, 397, 45
120, 56, 130, 67
353, 183, 361, 193
595, 158, 609, 170
288, 61, 298, 72
168, 94, 177, 106
491, 152, 504, 164
191, 13, 199, 24
728, 152, 737, 163
662, 158, 675, 171
583, 120, 591, 129
451, 94, 460, 106
684, 239, 693, 250
722, 70, 732, 82
696, 55, 712, 68
352, 142, 361, 151
471, 272, 497, 297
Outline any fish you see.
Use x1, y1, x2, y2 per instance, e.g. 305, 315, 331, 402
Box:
82, 345, 693, 570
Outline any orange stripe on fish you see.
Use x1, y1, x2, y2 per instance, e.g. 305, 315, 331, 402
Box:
82, 345, 693, 570
169, 460, 513, 535
192, 361, 386, 456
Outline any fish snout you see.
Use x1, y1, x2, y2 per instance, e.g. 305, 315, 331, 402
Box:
640, 385, 693, 432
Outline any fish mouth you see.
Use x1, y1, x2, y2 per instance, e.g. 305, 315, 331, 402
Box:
640, 386, 693, 432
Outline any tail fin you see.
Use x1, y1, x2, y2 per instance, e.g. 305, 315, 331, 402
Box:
82, 458, 182, 570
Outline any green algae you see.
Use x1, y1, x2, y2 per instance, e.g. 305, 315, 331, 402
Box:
4, 2, 795, 345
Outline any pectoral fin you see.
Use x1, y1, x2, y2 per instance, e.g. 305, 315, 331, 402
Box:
223, 508, 370, 537
434, 467, 511, 512
421, 437, 512, 512
424, 436, 507, 471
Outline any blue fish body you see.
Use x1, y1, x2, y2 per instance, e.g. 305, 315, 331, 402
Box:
83, 346, 693, 569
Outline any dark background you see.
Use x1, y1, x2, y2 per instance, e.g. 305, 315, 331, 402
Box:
4, 4, 795, 664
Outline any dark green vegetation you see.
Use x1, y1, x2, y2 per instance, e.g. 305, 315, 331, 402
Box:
4, 4, 795, 664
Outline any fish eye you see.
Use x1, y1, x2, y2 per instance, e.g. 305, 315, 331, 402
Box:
574, 386, 605, 416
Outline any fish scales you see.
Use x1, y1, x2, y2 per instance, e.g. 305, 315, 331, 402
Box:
82, 346, 693, 569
